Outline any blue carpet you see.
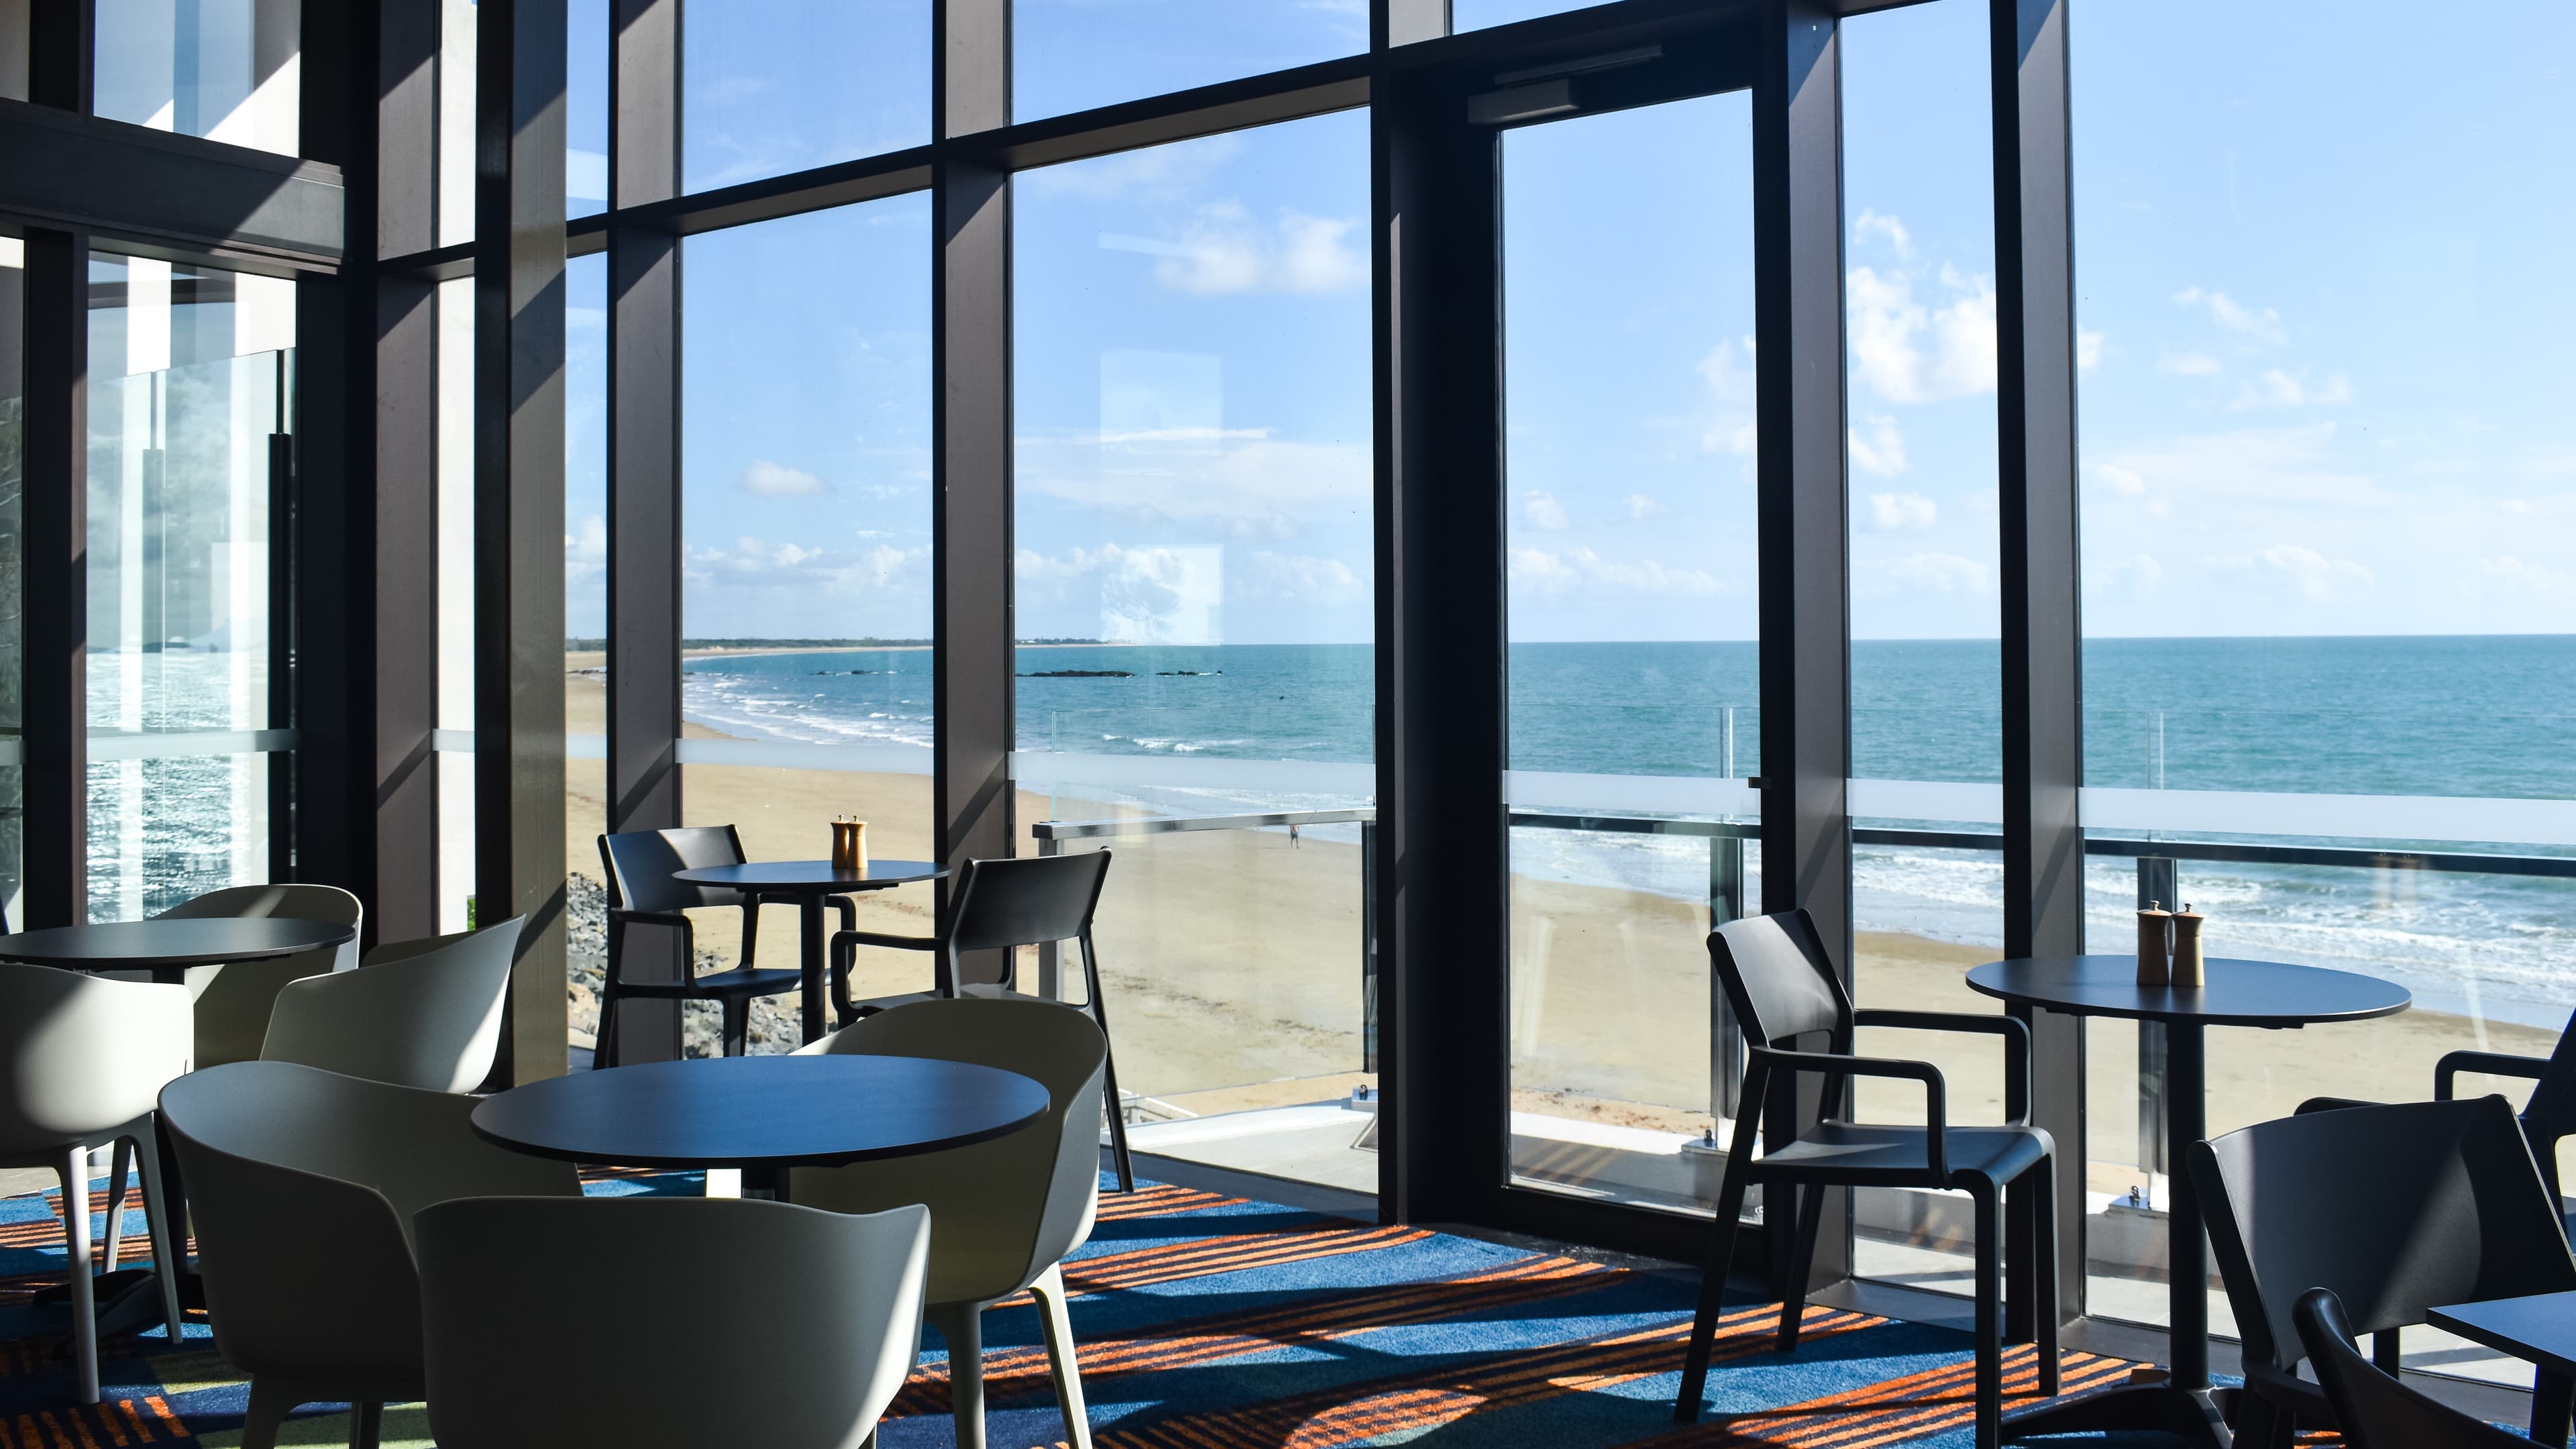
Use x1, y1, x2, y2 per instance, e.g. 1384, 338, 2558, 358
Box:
0, 1169, 2159, 1446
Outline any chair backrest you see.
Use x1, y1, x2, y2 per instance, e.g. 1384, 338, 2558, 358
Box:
598, 826, 751, 916
2189, 1095, 2576, 1375
948, 851, 1112, 955
0, 965, 192, 1155
790, 997, 1107, 1305
260, 916, 524, 1091
2516, 1005, 2576, 1159
156, 883, 366, 1066
158, 1061, 579, 1382
2293, 1288, 2527, 1449
419, 1196, 928, 1449
1708, 909, 1853, 1048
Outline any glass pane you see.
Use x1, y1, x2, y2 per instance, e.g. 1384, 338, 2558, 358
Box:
439, 0, 475, 248
1838, 0, 2010, 1301
682, 0, 929, 195
568, 0, 609, 217
1012, 1, 1364, 123
1014, 113, 1375, 1189
85, 255, 292, 919
1453, 0, 1591, 33
677, 197, 934, 1044
565, 252, 606, 1055
436, 277, 474, 930
0, 240, 22, 924
94, 0, 299, 155
2074, 0, 2576, 1376
1502, 93, 1756, 1212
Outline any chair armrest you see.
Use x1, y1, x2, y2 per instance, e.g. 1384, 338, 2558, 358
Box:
1854, 1009, 2031, 1124
1749, 1044, 1949, 1176
2437, 1050, 2549, 1100
832, 930, 935, 952
611, 909, 696, 930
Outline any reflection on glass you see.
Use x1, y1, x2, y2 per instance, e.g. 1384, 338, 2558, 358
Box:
1012, 1, 1362, 123
84, 255, 292, 920
2070, 0, 2576, 1369
673, 197, 934, 1042
93, 0, 299, 154
1499, 93, 1756, 1212
0, 242, 22, 923
568, 0, 609, 217
1837, 0, 2010, 1301
682, 0, 928, 195
1014, 114, 1375, 1187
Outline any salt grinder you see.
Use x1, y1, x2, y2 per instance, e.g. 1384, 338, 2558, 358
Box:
2136, 901, 2172, 987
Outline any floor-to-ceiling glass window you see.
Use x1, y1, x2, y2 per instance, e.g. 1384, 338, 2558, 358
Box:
85, 254, 293, 919
1839, 0, 2011, 1298
564, 252, 608, 1053
0, 239, 22, 926
1011, 3, 1364, 123
1501, 93, 1758, 1214
1014, 113, 1376, 1189
567, 0, 608, 218
2073, 0, 2576, 1373
681, 0, 928, 195
678, 196, 934, 1055
93, 0, 300, 155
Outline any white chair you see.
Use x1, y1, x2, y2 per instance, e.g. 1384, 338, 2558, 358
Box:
158, 1060, 580, 1449
419, 1196, 930, 1449
258, 916, 523, 1092
0, 964, 191, 1403
155, 883, 365, 1068
790, 997, 1108, 1449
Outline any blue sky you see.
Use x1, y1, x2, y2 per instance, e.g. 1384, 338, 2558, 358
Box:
567, 0, 2576, 645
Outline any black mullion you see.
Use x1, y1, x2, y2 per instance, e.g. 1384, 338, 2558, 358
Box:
17, 225, 86, 928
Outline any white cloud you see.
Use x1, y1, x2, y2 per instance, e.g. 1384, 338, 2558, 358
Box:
2158, 351, 2224, 377
1507, 547, 1581, 594
1854, 208, 1913, 258
1849, 415, 1909, 478
687, 535, 926, 594
1027, 133, 1241, 201
2172, 286, 2288, 346
1884, 551, 1989, 594
1102, 203, 1365, 296
741, 460, 826, 497
2090, 552, 2165, 597
1624, 494, 1667, 520
2078, 329, 2106, 372
1848, 265, 1996, 404
2478, 555, 2576, 599
2251, 544, 2376, 601
1509, 546, 1729, 597
2232, 369, 2352, 411
1523, 490, 1571, 531
1695, 337, 1759, 458
1248, 551, 1368, 604
564, 513, 607, 583
2092, 464, 2147, 496
1868, 491, 1937, 532
1015, 434, 1369, 540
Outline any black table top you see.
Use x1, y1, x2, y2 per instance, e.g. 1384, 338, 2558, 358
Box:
672, 859, 946, 893
0, 917, 357, 969
2430, 1291, 2576, 1377
470, 1055, 1051, 1170
1965, 955, 2412, 1027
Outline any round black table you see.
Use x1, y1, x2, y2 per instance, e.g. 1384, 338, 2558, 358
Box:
471, 1055, 1049, 1199
672, 859, 946, 1044
0, 918, 356, 984
1966, 955, 2410, 1445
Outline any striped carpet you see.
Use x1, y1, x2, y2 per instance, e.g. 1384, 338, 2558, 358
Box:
0, 1168, 2162, 1447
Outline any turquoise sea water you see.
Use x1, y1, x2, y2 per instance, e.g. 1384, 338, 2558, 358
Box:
682, 637, 2576, 1024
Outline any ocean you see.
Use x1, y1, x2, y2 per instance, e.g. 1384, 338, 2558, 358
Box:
681, 637, 2576, 1028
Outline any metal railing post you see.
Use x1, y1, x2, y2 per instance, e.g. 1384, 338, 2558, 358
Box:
2136, 855, 2179, 1192
1711, 835, 1746, 1122
1361, 817, 1379, 1075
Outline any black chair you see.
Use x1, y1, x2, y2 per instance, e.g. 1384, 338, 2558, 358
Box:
2302, 1003, 2576, 1221
2293, 1287, 2527, 1449
594, 826, 845, 1062
2188, 1095, 2576, 1448
1672, 910, 2057, 1449
828, 849, 1132, 1191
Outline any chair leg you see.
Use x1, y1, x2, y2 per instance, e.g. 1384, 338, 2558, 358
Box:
2026, 1161, 2059, 1396
598, 921, 625, 1069
1774, 1183, 1827, 1352
721, 996, 750, 1057
928, 1301, 988, 1449
102, 1138, 131, 1269
129, 1125, 186, 1343
57, 1146, 99, 1404
1971, 1177, 2002, 1449
740, 902, 760, 974
1030, 1263, 1095, 1449
1079, 938, 1134, 1193
1674, 1155, 1754, 1421
350, 1399, 384, 1449
239, 1378, 294, 1449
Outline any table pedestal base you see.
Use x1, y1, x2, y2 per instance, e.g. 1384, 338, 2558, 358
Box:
31, 1265, 202, 1342
2001, 1381, 2229, 1446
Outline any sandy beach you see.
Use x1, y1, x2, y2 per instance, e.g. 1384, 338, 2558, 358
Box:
565, 660, 2559, 1189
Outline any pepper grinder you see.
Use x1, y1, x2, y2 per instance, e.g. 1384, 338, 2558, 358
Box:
2169, 902, 2206, 988
830, 818, 868, 871
2136, 901, 2172, 987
